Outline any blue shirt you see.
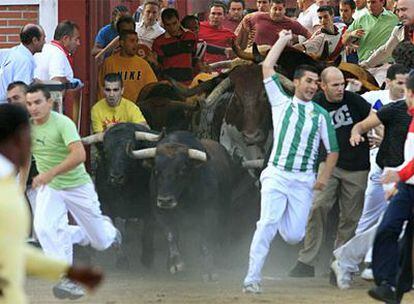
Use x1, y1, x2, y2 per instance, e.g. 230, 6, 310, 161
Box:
95, 24, 118, 48
0, 44, 35, 103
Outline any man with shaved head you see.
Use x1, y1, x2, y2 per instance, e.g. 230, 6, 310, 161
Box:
397, 0, 414, 43
289, 66, 371, 278
0, 24, 45, 103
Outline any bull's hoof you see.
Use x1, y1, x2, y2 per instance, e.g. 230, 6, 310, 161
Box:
169, 261, 185, 274
202, 272, 219, 282
116, 257, 130, 269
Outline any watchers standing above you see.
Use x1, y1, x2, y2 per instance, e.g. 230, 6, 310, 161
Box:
152, 8, 197, 83
222, 0, 245, 32
339, 0, 356, 26
99, 30, 157, 103
135, 0, 165, 48
236, 0, 310, 50
34, 20, 80, 83
343, 0, 398, 85
0, 24, 45, 103
353, 0, 368, 19
198, 2, 236, 64
91, 5, 130, 57
295, 6, 346, 60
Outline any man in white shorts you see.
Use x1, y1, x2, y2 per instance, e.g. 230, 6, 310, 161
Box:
24, 84, 121, 299
242, 29, 339, 294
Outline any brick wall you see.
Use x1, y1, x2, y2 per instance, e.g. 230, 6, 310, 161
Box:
0, 5, 39, 48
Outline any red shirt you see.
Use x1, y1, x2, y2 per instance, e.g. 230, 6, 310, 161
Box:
198, 21, 236, 63
398, 110, 414, 183
152, 29, 197, 83
247, 13, 311, 46
222, 17, 241, 33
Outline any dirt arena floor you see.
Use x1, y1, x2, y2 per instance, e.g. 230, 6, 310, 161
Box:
26, 232, 414, 304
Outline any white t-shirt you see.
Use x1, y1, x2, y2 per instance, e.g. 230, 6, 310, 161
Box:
361, 89, 396, 111
353, 7, 369, 20
34, 43, 74, 81
297, 3, 319, 34
135, 21, 165, 48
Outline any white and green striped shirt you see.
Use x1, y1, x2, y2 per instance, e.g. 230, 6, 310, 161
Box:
264, 74, 338, 173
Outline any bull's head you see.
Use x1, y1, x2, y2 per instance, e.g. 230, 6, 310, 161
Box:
130, 141, 207, 209
82, 123, 159, 186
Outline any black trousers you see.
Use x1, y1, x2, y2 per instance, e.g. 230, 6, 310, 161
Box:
372, 182, 414, 292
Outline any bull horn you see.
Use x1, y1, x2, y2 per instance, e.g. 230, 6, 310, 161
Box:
208, 60, 233, 70
135, 131, 161, 142
276, 72, 295, 95
81, 133, 104, 145
242, 159, 264, 169
232, 41, 255, 61
130, 148, 157, 159
204, 77, 232, 107
188, 149, 207, 162
168, 75, 221, 98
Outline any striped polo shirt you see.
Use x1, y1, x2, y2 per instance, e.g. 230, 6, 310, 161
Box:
264, 74, 339, 173
152, 29, 197, 83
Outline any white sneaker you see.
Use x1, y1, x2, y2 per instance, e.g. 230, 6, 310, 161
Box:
331, 260, 351, 290
53, 278, 85, 299
242, 282, 262, 294
361, 267, 374, 281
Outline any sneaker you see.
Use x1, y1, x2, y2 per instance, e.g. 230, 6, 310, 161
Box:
330, 260, 352, 289
288, 261, 315, 277
368, 282, 397, 304
53, 278, 85, 300
361, 264, 374, 281
242, 282, 262, 294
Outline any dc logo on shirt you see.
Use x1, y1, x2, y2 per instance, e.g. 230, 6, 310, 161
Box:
330, 105, 353, 129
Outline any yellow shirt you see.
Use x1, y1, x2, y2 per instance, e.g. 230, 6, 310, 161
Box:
0, 155, 68, 304
91, 97, 147, 133
99, 53, 157, 103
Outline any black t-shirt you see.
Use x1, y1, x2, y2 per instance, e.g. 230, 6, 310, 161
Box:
376, 100, 411, 169
314, 91, 371, 171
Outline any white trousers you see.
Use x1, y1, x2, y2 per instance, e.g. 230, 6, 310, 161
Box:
244, 166, 315, 285
26, 187, 38, 240
33, 182, 116, 264
355, 149, 386, 234
333, 149, 389, 271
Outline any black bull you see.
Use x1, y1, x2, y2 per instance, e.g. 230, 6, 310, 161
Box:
131, 131, 233, 280
82, 123, 158, 267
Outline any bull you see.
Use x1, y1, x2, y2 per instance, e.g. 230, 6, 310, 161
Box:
131, 130, 233, 280
82, 123, 157, 268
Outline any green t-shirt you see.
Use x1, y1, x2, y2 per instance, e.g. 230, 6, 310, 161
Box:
31, 111, 91, 190
347, 9, 398, 61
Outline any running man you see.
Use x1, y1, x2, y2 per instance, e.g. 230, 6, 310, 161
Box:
242, 29, 339, 294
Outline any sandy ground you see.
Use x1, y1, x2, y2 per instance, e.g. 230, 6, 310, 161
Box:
25, 233, 414, 304
26, 271, 414, 304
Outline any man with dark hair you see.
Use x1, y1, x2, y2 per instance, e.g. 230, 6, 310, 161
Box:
24, 84, 121, 299
136, 0, 165, 48
0, 103, 105, 304
236, 0, 310, 49
91, 5, 130, 57
393, 41, 414, 69
295, 6, 346, 60
199, 2, 236, 63
242, 30, 339, 294
339, 0, 356, 26
0, 24, 45, 103
92, 73, 147, 134
366, 73, 414, 303
99, 30, 157, 103
7, 81, 28, 105
152, 8, 197, 83
34, 20, 81, 83
222, 0, 245, 32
